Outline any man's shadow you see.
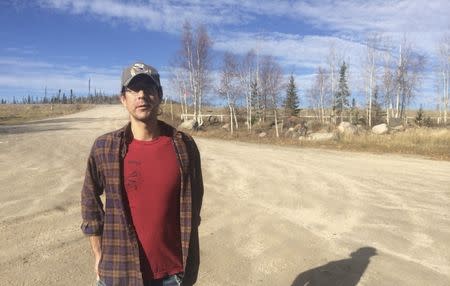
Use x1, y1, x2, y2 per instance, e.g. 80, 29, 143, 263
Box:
291, 247, 377, 286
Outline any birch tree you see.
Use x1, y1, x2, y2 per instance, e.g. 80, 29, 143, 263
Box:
169, 67, 189, 120
437, 35, 450, 124
327, 42, 343, 125
309, 67, 329, 122
238, 50, 257, 131
177, 21, 212, 125
363, 35, 381, 127
259, 55, 283, 137
218, 52, 241, 134
394, 39, 425, 119
381, 39, 396, 123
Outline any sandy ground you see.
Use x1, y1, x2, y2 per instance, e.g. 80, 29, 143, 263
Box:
0, 105, 449, 286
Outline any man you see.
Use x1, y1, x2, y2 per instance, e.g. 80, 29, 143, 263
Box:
81, 62, 204, 286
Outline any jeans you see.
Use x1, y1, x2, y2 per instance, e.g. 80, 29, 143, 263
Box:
96, 274, 183, 286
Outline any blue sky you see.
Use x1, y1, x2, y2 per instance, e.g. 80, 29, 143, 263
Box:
0, 0, 449, 108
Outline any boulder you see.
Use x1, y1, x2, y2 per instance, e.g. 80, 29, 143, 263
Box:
294, 123, 308, 136
306, 120, 320, 131
388, 117, 402, 127
308, 132, 335, 141
337, 121, 357, 135
391, 125, 405, 132
284, 128, 296, 138
258, 132, 267, 138
372, 123, 389, 135
178, 119, 197, 130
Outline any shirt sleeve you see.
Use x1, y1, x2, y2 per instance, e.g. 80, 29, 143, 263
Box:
188, 136, 204, 227
80, 142, 105, 236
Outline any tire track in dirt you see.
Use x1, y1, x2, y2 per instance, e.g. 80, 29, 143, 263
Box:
1, 105, 449, 285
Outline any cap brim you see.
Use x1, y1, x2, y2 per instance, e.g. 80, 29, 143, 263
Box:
123, 73, 158, 87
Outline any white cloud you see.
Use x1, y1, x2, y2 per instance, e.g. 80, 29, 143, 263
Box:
0, 57, 120, 96
37, 0, 247, 33
6, 0, 448, 107
36, 0, 449, 58
36, 0, 449, 60
214, 32, 367, 70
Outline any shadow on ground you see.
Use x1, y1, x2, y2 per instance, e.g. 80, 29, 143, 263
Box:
0, 117, 107, 126
0, 124, 78, 135
0, 118, 121, 134
291, 247, 377, 286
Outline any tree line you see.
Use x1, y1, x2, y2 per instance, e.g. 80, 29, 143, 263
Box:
170, 21, 449, 135
1, 88, 119, 105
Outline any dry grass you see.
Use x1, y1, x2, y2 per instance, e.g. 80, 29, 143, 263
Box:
0, 104, 93, 125
336, 128, 450, 160
2, 103, 447, 160
193, 127, 450, 160
159, 103, 450, 160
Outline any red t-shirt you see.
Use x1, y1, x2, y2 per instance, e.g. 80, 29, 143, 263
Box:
124, 136, 183, 280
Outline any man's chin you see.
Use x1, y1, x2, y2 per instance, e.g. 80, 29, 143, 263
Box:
131, 112, 156, 122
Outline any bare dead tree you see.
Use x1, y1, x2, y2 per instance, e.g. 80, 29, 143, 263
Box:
218, 52, 241, 134
327, 41, 343, 125
437, 35, 450, 124
169, 67, 190, 120
308, 67, 330, 123
394, 38, 426, 119
238, 50, 257, 131
259, 55, 283, 137
176, 21, 212, 125
363, 34, 381, 127
381, 38, 396, 124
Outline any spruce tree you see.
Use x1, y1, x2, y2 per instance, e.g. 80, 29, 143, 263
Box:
334, 61, 350, 123
283, 74, 300, 116
370, 85, 383, 125
250, 80, 261, 121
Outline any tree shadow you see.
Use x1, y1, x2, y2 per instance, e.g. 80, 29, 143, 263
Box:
0, 124, 77, 135
291, 247, 377, 286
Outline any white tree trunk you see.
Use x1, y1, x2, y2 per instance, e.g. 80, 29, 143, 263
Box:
444, 70, 448, 124
233, 106, 239, 129
274, 109, 279, 138
228, 102, 234, 135
369, 71, 373, 127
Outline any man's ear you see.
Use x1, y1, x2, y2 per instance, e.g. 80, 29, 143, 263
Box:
120, 94, 126, 106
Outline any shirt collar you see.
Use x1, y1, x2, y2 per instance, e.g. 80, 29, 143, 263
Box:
116, 120, 179, 143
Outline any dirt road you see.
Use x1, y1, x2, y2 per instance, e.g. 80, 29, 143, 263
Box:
1, 105, 449, 285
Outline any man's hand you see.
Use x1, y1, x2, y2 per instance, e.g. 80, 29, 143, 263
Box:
94, 253, 101, 280
89, 235, 102, 280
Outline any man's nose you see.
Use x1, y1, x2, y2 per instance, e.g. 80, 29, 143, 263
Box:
136, 90, 145, 98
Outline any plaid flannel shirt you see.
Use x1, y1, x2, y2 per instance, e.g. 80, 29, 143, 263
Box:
81, 121, 203, 286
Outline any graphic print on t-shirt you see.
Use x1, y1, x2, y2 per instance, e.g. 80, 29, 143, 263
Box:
123, 137, 183, 280
125, 160, 142, 192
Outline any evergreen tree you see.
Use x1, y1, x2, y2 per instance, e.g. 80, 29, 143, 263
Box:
69, 89, 74, 104
350, 97, 358, 125
415, 106, 424, 126
370, 85, 383, 125
250, 80, 261, 121
283, 74, 300, 116
334, 61, 350, 123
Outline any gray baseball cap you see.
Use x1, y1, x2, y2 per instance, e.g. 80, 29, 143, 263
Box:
121, 62, 161, 88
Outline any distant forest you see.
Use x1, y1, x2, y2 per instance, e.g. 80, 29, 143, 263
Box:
0, 89, 119, 105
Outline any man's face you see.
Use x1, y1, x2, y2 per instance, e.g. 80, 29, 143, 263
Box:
120, 76, 161, 123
